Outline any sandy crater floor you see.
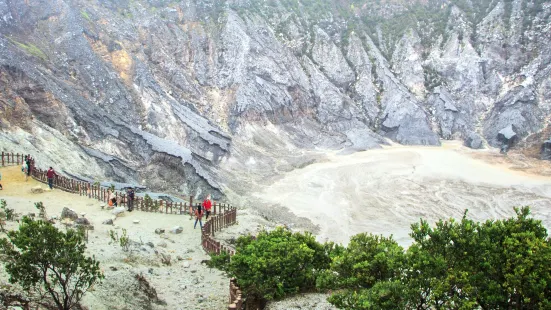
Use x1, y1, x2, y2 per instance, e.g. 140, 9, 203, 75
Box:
252, 142, 551, 246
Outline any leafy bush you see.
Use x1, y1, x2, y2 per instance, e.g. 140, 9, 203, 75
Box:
34, 202, 46, 219
228, 227, 333, 306
207, 251, 231, 272
1, 199, 15, 221
0, 217, 103, 310
109, 228, 130, 252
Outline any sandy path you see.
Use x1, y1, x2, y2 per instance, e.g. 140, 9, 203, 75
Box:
252, 142, 551, 246
0, 166, 228, 310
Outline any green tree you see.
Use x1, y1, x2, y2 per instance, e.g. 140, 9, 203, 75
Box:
228, 227, 333, 307
317, 234, 406, 310
404, 207, 551, 309
0, 217, 104, 310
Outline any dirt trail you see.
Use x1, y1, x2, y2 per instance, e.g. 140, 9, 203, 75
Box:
0, 166, 229, 310
252, 142, 551, 246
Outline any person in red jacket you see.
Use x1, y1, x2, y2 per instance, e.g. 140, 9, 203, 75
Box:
46, 167, 57, 190
202, 194, 212, 219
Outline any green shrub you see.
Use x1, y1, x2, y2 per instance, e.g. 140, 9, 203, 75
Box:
1, 199, 15, 221
0, 217, 103, 310
207, 251, 231, 272
109, 228, 130, 252
228, 227, 333, 305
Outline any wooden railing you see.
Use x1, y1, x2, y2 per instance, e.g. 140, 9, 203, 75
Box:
0, 151, 27, 166
201, 207, 238, 255
228, 278, 244, 310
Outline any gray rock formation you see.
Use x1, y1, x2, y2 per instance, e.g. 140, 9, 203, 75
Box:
61, 207, 78, 220
0, 0, 550, 195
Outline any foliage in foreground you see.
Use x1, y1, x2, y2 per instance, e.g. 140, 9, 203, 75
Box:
213, 207, 551, 309
321, 207, 551, 309
0, 217, 103, 310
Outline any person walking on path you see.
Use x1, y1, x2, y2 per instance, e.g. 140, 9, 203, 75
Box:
25, 155, 32, 180
194, 203, 204, 229
126, 188, 135, 212
202, 194, 212, 220
46, 167, 57, 190
0, 171, 3, 190
21, 158, 28, 181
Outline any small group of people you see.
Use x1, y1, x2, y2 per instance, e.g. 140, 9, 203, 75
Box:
192, 194, 212, 229
106, 187, 135, 212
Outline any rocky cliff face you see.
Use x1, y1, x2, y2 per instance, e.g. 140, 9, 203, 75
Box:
0, 0, 550, 196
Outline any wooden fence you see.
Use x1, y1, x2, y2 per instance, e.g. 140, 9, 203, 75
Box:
228, 278, 244, 310
0, 151, 27, 166
201, 207, 237, 255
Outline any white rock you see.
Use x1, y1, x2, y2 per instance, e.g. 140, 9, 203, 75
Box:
170, 226, 183, 234
112, 207, 125, 217
183, 262, 190, 268
133, 220, 140, 224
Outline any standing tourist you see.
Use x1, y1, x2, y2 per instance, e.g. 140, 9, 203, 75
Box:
46, 167, 57, 190
126, 188, 135, 212
26, 155, 32, 180
194, 203, 204, 229
0, 170, 3, 190
203, 194, 212, 219
22, 157, 28, 181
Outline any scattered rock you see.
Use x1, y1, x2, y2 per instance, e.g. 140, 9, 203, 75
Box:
31, 186, 44, 194
27, 212, 36, 218
148, 268, 154, 274
146, 242, 155, 248
133, 220, 140, 224
170, 226, 183, 234
183, 262, 190, 268
61, 207, 78, 220
102, 219, 114, 225
155, 228, 165, 234
158, 242, 167, 248
112, 207, 125, 217
192, 277, 199, 284
80, 212, 86, 217
176, 256, 183, 261
75, 218, 90, 225
110, 266, 118, 271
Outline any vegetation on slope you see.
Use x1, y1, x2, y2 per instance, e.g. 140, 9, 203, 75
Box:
210, 207, 551, 309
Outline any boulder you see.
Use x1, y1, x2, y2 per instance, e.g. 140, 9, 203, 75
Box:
75, 218, 90, 225
497, 125, 518, 154
155, 228, 165, 234
102, 219, 114, 225
112, 207, 125, 217
158, 241, 167, 248
170, 226, 183, 234
541, 139, 551, 160
464, 132, 484, 149
31, 186, 44, 194
61, 208, 78, 220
